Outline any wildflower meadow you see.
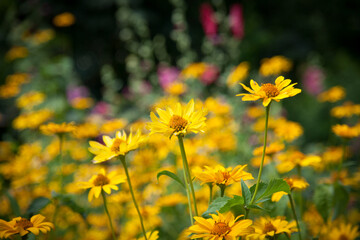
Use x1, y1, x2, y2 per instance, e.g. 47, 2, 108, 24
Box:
0, 1, 359, 240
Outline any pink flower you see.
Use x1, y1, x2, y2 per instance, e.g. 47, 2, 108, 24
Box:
200, 65, 219, 85
200, 3, 217, 39
229, 4, 245, 39
157, 66, 180, 89
67, 86, 89, 102
302, 66, 325, 95
91, 101, 110, 115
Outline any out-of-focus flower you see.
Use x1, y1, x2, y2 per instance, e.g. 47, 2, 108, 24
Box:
156, 193, 187, 207
302, 66, 325, 95
139, 230, 159, 240
200, 64, 219, 85
229, 4, 245, 39
303, 205, 325, 236
164, 81, 187, 96
16, 91, 45, 109
25, 29, 55, 45
0, 84, 20, 98
40, 122, 76, 135
318, 86, 346, 103
53, 12, 75, 27
0, 73, 30, 98
0, 142, 13, 162
332, 124, 360, 139
187, 211, 253, 239
193, 164, 253, 187
271, 177, 309, 202
259, 56, 292, 77
247, 216, 297, 239
71, 97, 94, 109
324, 222, 359, 240
321, 146, 345, 166
331, 101, 360, 118
0, 214, 54, 238
13, 109, 53, 130
91, 101, 110, 115
6, 73, 30, 85
237, 76, 301, 107
276, 149, 321, 173
77, 168, 126, 202
274, 118, 303, 142
100, 119, 128, 134
88, 129, 146, 163
181, 63, 207, 79
227, 62, 250, 87
5, 46, 28, 61
72, 123, 99, 139
157, 66, 180, 89
148, 99, 207, 139
251, 142, 284, 167
200, 3, 217, 39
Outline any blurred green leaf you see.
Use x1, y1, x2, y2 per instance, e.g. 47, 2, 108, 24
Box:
157, 170, 185, 188
26, 197, 51, 217
219, 195, 244, 213
202, 196, 230, 218
313, 184, 333, 221
333, 182, 349, 219
5, 191, 20, 216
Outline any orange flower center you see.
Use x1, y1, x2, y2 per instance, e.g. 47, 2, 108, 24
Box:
212, 222, 231, 236
169, 115, 188, 132
93, 174, 110, 186
261, 83, 280, 98
339, 234, 349, 240
111, 138, 124, 153
15, 218, 33, 229
263, 222, 277, 234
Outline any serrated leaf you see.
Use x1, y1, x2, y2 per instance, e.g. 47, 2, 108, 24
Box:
251, 179, 290, 203
241, 179, 251, 205
219, 195, 244, 213
157, 170, 185, 188
313, 184, 332, 221
250, 182, 267, 201
26, 197, 51, 217
333, 182, 349, 219
202, 196, 230, 218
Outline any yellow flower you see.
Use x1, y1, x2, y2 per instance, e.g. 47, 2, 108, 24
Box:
259, 56, 292, 77
276, 149, 321, 173
12, 109, 53, 130
77, 168, 126, 202
139, 230, 159, 240
5, 46, 28, 61
100, 118, 128, 134
0, 84, 20, 98
332, 124, 360, 139
303, 205, 324, 236
0, 214, 54, 238
40, 122, 76, 135
251, 142, 284, 167
331, 101, 360, 118
271, 177, 309, 202
227, 62, 250, 87
164, 81, 187, 96
148, 99, 207, 139
322, 222, 359, 240
237, 76, 301, 107
247, 106, 264, 119
274, 119, 303, 142
16, 91, 46, 109
53, 12, 76, 27
247, 216, 297, 240
318, 86, 346, 103
321, 146, 345, 166
6, 73, 30, 85
70, 97, 94, 109
72, 123, 99, 139
187, 211, 253, 239
193, 165, 253, 186
88, 129, 146, 163
205, 97, 232, 115
31, 29, 55, 45
180, 62, 207, 79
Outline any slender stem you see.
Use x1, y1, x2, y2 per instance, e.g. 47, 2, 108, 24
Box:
208, 184, 213, 204
288, 193, 303, 240
178, 135, 199, 216
120, 156, 148, 240
101, 191, 117, 240
247, 105, 271, 214
296, 165, 303, 215
182, 162, 194, 224
219, 185, 226, 197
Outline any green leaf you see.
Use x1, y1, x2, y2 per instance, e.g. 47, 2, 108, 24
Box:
219, 195, 244, 213
333, 182, 349, 219
313, 184, 333, 221
251, 179, 290, 203
250, 182, 267, 202
5, 191, 20, 216
157, 170, 185, 188
241, 179, 251, 205
26, 197, 51, 217
202, 196, 230, 218
248, 204, 269, 212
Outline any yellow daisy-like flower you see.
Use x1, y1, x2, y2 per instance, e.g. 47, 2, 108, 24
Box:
0, 214, 54, 238
332, 124, 360, 139
227, 62, 250, 87
40, 122, 76, 135
187, 211, 253, 239
324, 222, 359, 240
193, 165, 253, 186
247, 216, 297, 240
236, 76, 301, 107
331, 101, 360, 118
88, 129, 146, 163
77, 168, 126, 202
318, 86, 346, 103
139, 230, 159, 240
147, 99, 207, 139
276, 149, 321, 173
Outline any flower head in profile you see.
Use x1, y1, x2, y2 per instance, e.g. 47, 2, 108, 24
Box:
40, 122, 76, 135
247, 216, 297, 240
332, 124, 360, 139
325, 222, 359, 240
236, 76, 301, 107
88, 129, 146, 163
77, 168, 126, 202
0, 214, 54, 238
271, 177, 309, 202
147, 99, 207, 139
187, 211, 253, 239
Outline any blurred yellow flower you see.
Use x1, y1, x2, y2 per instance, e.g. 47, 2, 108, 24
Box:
40, 122, 76, 135
247, 216, 297, 240
72, 123, 99, 139
205, 97, 232, 115
187, 211, 253, 239
77, 168, 126, 202
276, 149, 321, 173
237, 76, 301, 107
148, 99, 207, 139
271, 177, 309, 201
331, 101, 360, 118
274, 118, 303, 142
332, 124, 360, 139
164, 81, 187, 95
16, 91, 45, 109
53, 12, 76, 27
259, 56, 292, 77
318, 86, 346, 103
6, 73, 30, 85
325, 222, 359, 240
100, 118, 128, 134
156, 193, 187, 207
139, 230, 159, 240
32, 29, 55, 45
180, 62, 206, 79
88, 129, 146, 163
13, 109, 53, 130
70, 97, 94, 109
0, 214, 54, 238
5, 46, 28, 61
0, 84, 20, 98
227, 62, 250, 87
247, 105, 265, 119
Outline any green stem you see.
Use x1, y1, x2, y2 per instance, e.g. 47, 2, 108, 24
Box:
219, 185, 226, 197
288, 193, 302, 240
182, 161, 194, 225
208, 184, 213, 204
178, 135, 199, 216
246, 104, 270, 218
58, 133, 64, 194
101, 191, 117, 240
120, 156, 148, 240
